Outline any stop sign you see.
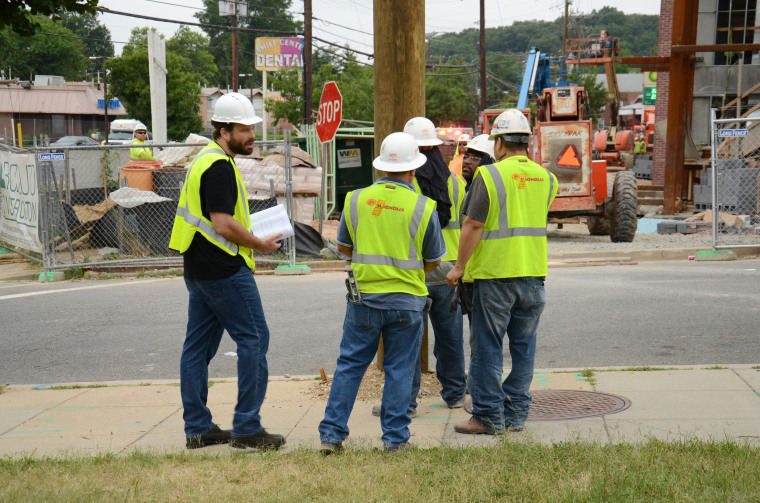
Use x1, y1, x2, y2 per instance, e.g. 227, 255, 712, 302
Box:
316, 81, 342, 143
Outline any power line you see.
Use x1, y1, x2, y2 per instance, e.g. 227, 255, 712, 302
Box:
313, 36, 373, 59
99, 7, 300, 36
312, 16, 372, 36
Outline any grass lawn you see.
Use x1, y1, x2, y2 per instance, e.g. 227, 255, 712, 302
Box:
2, 438, 759, 502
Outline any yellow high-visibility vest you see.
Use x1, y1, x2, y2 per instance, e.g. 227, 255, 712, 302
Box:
468, 155, 557, 279
169, 141, 256, 271
413, 174, 464, 262
344, 181, 436, 296
130, 138, 156, 162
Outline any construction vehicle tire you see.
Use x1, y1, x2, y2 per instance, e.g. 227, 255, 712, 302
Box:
609, 171, 638, 243
622, 152, 635, 170
586, 215, 610, 235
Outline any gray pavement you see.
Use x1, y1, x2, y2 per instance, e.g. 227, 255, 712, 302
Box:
1, 366, 759, 458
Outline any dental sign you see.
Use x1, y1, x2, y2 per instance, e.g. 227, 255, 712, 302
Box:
255, 37, 305, 71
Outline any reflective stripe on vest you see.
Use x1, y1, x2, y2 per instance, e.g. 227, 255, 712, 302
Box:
174, 147, 247, 256
479, 163, 554, 240
169, 144, 255, 269
468, 156, 557, 279
348, 187, 428, 270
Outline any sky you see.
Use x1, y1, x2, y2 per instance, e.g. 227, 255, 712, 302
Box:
98, 0, 663, 60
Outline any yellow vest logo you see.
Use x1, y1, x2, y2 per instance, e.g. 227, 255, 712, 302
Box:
367, 198, 405, 216
512, 173, 544, 189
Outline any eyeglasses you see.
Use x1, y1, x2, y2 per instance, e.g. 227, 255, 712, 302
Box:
463, 152, 481, 161
135, 131, 147, 134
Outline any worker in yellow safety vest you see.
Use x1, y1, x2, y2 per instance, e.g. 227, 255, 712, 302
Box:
169, 92, 286, 452
129, 123, 158, 162
447, 133, 472, 176
318, 132, 445, 454
363, 116, 468, 421
446, 108, 558, 435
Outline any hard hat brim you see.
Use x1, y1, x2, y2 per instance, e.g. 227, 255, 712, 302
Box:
416, 138, 443, 147
372, 152, 427, 172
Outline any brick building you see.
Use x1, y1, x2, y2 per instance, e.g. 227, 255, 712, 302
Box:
653, 0, 760, 188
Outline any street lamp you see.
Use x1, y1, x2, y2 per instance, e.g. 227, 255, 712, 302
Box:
89, 56, 110, 142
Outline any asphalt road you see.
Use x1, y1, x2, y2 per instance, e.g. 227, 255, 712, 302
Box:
1, 259, 759, 385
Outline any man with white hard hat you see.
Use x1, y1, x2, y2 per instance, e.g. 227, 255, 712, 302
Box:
130, 122, 158, 162
170, 92, 284, 451
448, 132, 473, 176
447, 109, 557, 435
319, 132, 446, 455
461, 134, 495, 190
365, 116, 467, 420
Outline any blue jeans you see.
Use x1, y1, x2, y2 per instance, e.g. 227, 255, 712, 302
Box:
468, 277, 546, 432
180, 267, 270, 437
410, 284, 466, 410
319, 302, 423, 447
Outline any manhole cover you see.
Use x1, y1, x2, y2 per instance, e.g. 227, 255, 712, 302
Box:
464, 390, 631, 421
528, 389, 631, 421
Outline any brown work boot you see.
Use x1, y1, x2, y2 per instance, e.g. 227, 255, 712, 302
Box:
454, 415, 498, 435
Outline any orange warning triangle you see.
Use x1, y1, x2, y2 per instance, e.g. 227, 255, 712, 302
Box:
556, 145, 582, 168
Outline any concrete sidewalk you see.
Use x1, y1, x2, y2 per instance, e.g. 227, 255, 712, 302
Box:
1, 366, 758, 458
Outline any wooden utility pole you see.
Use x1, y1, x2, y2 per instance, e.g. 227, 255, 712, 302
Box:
479, 0, 486, 111
562, 0, 570, 58
232, 10, 238, 91
303, 0, 313, 124
373, 0, 426, 161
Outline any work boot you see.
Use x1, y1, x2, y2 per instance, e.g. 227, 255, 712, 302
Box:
230, 430, 286, 450
185, 424, 231, 449
320, 441, 343, 455
383, 442, 414, 454
453, 415, 499, 435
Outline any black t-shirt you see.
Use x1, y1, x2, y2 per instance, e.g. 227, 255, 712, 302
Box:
183, 159, 246, 280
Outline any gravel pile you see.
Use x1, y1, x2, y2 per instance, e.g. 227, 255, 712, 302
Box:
546, 223, 716, 255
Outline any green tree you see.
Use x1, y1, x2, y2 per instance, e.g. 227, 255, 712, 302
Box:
425, 59, 479, 126
166, 26, 217, 86
266, 48, 374, 128
59, 11, 114, 76
0, 15, 87, 81
194, 0, 302, 88
265, 67, 302, 126
0, 0, 97, 36
580, 69, 608, 124
108, 29, 203, 141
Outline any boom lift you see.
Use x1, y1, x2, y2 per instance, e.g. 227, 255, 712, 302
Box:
565, 33, 635, 170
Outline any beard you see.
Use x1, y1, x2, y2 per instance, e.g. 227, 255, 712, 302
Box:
226, 134, 254, 156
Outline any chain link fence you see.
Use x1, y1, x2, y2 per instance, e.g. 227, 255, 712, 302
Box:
699, 117, 760, 248
0, 134, 296, 275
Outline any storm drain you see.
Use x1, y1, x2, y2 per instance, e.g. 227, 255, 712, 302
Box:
528, 390, 631, 421
464, 390, 631, 421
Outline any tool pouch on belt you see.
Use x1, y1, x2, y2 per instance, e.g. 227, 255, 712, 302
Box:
345, 269, 363, 305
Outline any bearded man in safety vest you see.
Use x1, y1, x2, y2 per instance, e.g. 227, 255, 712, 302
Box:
169, 92, 285, 451
319, 132, 446, 455
446, 109, 558, 435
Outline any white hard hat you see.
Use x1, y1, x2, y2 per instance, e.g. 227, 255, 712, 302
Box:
133, 122, 147, 132
403, 117, 442, 146
373, 132, 427, 172
457, 133, 473, 144
465, 134, 495, 159
488, 109, 532, 141
212, 92, 263, 126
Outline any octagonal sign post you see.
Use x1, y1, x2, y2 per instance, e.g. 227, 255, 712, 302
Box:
316, 81, 342, 143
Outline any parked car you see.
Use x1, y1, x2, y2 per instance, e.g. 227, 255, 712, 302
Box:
50, 136, 99, 147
